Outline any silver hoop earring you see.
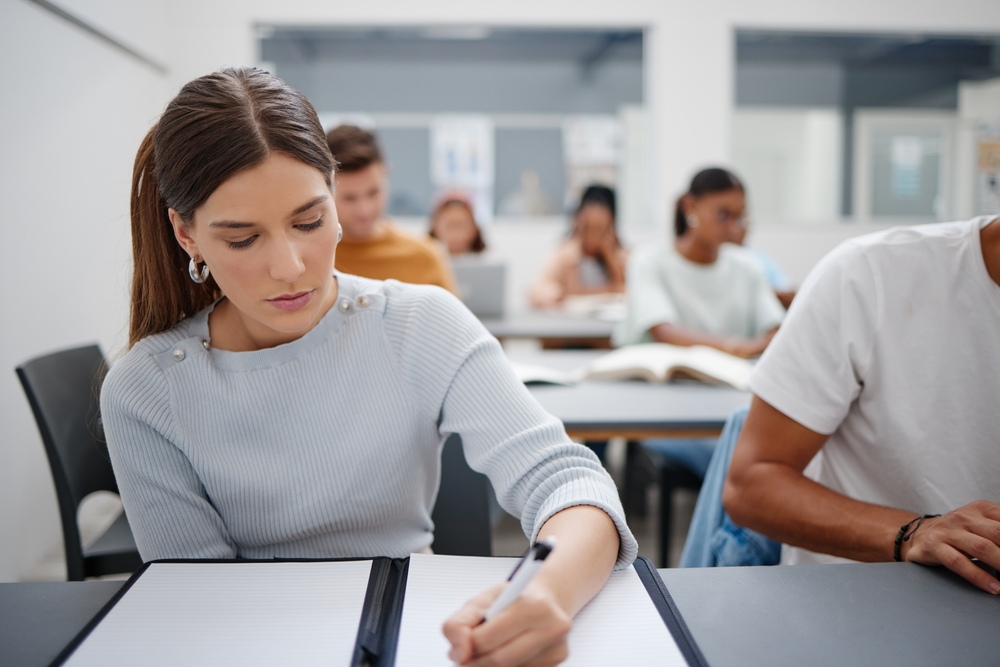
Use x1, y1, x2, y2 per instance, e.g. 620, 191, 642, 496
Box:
686, 213, 700, 229
188, 257, 210, 284
337, 223, 343, 243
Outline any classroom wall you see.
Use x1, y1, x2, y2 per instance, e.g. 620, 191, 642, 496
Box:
2, 0, 999, 582
0, 0, 169, 582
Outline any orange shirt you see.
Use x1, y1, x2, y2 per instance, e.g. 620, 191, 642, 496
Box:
335, 223, 457, 294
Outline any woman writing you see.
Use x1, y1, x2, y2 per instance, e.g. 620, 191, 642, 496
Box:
102, 68, 634, 667
529, 185, 627, 308
615, 168, 784, 357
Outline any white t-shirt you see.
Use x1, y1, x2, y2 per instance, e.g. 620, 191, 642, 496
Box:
615, 242, 785, 346
749, 217, 1000, 565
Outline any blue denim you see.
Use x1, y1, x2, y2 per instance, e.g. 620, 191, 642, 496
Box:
641, 438, 717, 478
679, 405, 781, 567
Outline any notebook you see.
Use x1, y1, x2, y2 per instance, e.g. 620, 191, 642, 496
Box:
51, 555, 707, 667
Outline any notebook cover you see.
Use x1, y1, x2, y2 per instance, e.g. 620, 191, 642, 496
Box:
633, 556, 711, 667
351, 557, 409, 667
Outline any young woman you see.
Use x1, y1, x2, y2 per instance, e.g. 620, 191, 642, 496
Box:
529, 185, 628, 308
101, 68, 634, 667
615, 168, 784, 357
428, 191, 487, 255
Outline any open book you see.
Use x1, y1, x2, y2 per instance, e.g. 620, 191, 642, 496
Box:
582, 343, 754, 390
54, 555, 706, 667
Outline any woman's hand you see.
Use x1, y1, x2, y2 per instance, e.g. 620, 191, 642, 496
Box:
901, 500, 1000, 594
443, 505, 620, 667
443, 581, 572, 667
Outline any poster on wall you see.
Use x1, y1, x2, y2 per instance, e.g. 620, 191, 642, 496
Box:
562, 116, 622, 210
431, 116, 495, 224
976, 124, 1000, 216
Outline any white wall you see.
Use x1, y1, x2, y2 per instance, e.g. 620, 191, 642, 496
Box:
0, 0, 169, 581
3, 0, 1000, 581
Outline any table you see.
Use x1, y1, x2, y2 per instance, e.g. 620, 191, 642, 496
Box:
7, 563, 999, 667
660, 562, 1000, 667
481, 312, 615, 349
507, 350, 750, 440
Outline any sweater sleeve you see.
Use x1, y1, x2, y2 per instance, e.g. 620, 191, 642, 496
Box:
101, 348, 237, 561
386, 283, 637, 569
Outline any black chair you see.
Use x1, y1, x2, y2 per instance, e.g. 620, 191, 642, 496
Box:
624, 442, 703, 568
16, 344, 142, 580
431, 434, 493, 556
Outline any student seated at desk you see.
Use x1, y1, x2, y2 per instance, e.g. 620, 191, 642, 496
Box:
529, 185, 628, 308
104, 68, 636, 666
724, 216, 1000, 594
727, 217, 796, 309
326, 124, 457, 294
429, 190, 487, 256
615, 168, 785, 358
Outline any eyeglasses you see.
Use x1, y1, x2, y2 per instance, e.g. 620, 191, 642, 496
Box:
713, 210, 749, 227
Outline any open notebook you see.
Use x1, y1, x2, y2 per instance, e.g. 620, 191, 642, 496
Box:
53, 555, 707, 667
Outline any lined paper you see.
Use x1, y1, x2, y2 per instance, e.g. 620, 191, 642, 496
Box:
395, 554, 688, 666
63, 560, 373, 667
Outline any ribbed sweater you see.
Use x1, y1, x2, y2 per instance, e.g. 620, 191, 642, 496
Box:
101, 273, 636, 567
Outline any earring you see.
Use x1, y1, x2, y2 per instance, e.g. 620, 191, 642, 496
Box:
686, 213, 700, 229
188, 257, 210, 284
337, 223, 343, 243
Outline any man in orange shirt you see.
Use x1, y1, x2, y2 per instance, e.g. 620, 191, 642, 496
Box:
326, 125, 457, 293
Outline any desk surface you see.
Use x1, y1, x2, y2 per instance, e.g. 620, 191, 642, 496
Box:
6, 563, 999, 667
481, 312, 615, 340
508, 350, 750, 439
661, 562, 1000, 667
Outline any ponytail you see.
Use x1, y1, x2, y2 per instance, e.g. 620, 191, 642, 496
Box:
673, 167, 744, 237
126, 67, 334, 348
128, 127, 219, 348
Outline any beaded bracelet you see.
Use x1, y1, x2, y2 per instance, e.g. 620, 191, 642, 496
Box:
893, 514, 941, 562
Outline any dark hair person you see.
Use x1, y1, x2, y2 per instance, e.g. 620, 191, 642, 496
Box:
428, 191, 487, 255
103, 67, 633, 667
530, 184, 628, 308
615, 167, 784, 357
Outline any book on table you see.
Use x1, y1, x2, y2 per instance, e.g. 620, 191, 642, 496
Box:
581, 342, 753, 390
52, 554, 707, 667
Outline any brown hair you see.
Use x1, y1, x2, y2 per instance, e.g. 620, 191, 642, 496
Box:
429, 197, 486, 254
129, 67, 334, 347
325, 125, 383, 173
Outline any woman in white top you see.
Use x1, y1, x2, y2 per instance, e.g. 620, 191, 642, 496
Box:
616, 168, 785, 357
100, 67, 634, 667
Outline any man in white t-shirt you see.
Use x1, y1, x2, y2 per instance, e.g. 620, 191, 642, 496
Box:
723, 216, 1000, 594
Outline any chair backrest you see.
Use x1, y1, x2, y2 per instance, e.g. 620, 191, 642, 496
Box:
431, 434, 493, 557
16, 344, 115, 578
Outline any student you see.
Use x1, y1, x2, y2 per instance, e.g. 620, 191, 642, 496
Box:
529, 185, 628, 308
727, 218, 796, 309
428, 191, 487, 256
615, 168, 785, 357
326, 125, 457, 294
102, 68, 636, 666
724, 216, 1000, 594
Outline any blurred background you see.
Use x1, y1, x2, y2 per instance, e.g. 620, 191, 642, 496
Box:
1, 0, 999, 582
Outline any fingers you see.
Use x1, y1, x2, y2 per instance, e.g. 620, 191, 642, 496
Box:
444, 584, 505, 664
465, 636, 569, 667
471, 591, 570, 656
933, 543, 1000, 595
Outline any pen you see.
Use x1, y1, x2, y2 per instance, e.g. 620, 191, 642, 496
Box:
484, 536, 557, 621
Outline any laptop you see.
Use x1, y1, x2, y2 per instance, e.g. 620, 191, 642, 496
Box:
452, 260, 506, 319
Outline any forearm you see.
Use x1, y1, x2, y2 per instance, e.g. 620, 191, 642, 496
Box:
724, 461, 917, 562
650, 323, 741, 354
531, 505, 620, 616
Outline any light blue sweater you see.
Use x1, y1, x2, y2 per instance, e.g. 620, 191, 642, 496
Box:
101, 273, 636, 567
